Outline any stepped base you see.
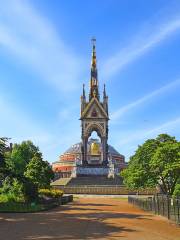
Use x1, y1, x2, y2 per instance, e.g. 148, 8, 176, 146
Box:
67, 176, 123, 186
52, 176, 125, 195
51, 177, 71, 186
52, 176, 126, 195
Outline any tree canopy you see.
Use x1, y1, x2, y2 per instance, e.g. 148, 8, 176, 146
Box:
121, 134, 180, 195
0, 137, 9, 180
5, 140, 40, 177
24, 153, 54, 189
1, 139, 54, 202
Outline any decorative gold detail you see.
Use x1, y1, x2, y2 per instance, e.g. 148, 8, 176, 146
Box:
91, 37, 96, 68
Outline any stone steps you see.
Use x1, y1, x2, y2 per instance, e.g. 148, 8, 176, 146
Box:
67, 176, 123, 186
51, 177, 72, 186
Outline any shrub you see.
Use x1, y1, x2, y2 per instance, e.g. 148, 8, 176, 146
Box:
0, 193, 23, 203
1, 177, 24, 202
39, 188, 63, 198
23, 178, 38, 202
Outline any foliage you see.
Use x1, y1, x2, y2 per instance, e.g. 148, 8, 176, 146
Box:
24, 153, 54, 189
121, 134, 180, 195
39, 188, 63, 198
3, 141, 42, 201
151, 141, 180, 195
173, 184, 180, 198
0, 177, 24, 202
0, 139, 53, 203
0, 137, 9, 180
5, 140, 40, 177
121, 138, 158, 189
22, 178, 39, 202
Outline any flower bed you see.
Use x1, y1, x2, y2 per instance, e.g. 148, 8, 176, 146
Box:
0, 188, 73, 213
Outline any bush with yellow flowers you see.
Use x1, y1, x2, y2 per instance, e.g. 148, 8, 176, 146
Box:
39, 188, 63, 198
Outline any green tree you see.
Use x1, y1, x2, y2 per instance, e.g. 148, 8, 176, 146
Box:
0, 137, 7, 159
6, 140, 40, 178
121, 134, 180, 195
24, 153, 54, 189
22, 178, 38, 201
121, 139, 158, 189
173, 184, 180, 197
1, 140, 54, 201
0, 137, 9, 181
151, 141, 180, 195
4, 140, 42, 201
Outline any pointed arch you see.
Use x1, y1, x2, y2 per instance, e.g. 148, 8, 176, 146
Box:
85, 123, 104, 138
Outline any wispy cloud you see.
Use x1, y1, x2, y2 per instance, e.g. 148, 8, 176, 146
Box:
0, 93, 53, 143
111, 78, 180, 121
0, 91, 81, 162
118, 116, 180, 146
0, 0, 84, 92
101, 11, 180, 78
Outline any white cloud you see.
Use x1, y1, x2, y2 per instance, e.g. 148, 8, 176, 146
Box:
0, 94, 52, 142
0, 0, 84, 92
0, 92, 60, 162
101, 15, 180, 78
111, 78, 180, 121
0, 92, 81, 162
118, 116, 180, 146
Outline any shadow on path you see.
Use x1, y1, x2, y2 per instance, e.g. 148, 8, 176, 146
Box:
0, 199, 153, 240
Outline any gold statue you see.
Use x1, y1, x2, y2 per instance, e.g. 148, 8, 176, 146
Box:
90, 142, 100, 155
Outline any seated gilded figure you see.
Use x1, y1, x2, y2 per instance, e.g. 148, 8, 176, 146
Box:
90, 142, 100, 155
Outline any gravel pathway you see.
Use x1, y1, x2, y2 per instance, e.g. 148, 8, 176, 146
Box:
0, 197, 180, 240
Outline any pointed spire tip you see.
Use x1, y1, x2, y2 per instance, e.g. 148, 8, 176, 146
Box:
91, 37, 96, 46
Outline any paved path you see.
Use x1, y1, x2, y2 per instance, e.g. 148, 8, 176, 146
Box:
0, 197, 180, 240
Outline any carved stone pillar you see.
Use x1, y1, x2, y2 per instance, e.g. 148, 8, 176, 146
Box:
82, 137, 88, 165
102, 137, 108, 165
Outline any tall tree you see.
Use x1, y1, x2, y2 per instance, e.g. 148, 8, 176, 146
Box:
121, 139, 158, 189
24, 153, 54, 189
6, 140, 40, 178
0, 137, 9, 180
121, 134, 180, 195
151, 141, 180, 195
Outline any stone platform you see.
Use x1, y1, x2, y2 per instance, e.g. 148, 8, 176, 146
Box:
75, 166, 109, 176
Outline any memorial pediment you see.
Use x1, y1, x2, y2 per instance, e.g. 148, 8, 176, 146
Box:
81, 97, 108, 119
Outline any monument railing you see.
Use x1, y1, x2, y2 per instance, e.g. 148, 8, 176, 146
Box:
128, 194, 180, 225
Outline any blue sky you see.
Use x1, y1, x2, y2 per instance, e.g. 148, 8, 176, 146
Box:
0, 0, 180, 163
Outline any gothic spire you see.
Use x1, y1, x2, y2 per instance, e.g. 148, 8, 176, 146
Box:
103, 84, 107, 98
91, 37, 97, 69
81, 83, 86, 114
83, 83, 86, 99
89, 38, 99, 101
103, 83, 108, 114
